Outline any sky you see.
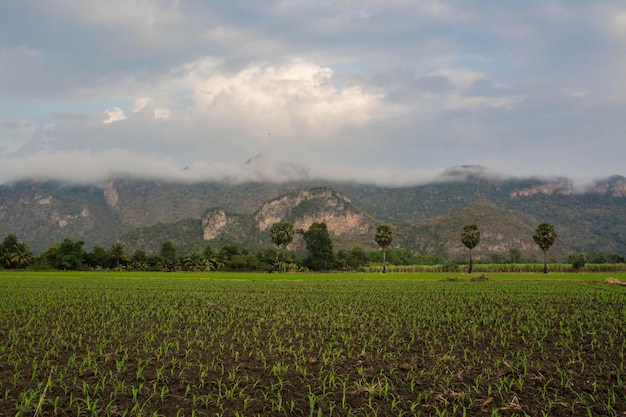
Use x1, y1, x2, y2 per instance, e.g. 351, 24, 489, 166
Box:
1, 1, 625, 186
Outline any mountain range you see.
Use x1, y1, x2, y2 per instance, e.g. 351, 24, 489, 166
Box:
1, 166, 625, 261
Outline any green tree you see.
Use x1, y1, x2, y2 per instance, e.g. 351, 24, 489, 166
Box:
569, 253, 587, 271
109, 241, 129, 269
302, 222, 335, 271
9, 242, 33, 269
533, 222, 557, 274
347, 244, 368, 270
509, 248, 523, 263
374, 225, 394, 274
0, 234, 19, 268
269, 222, 294, 272
199, 244, 216, 271
130, 249, 148, 271
84, 245, 108, 270
160, 241, 178, 272
0, 244, 8, 269
183, 251, 203, 271
593, 252, 606, 264
52, 238, 85, 270
461, 224, 480, 274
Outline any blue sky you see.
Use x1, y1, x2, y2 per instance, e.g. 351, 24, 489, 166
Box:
1, 1, 625, 185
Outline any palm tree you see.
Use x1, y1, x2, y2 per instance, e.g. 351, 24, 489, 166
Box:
199, 245, 216, 272
533, 222, 557, 273
0, 245, 10, 269
109, 241, 129, 269
375, 225, 394, 274
270, 222, 294, 272
461, 224, 481, 274
10, 242, 33, 269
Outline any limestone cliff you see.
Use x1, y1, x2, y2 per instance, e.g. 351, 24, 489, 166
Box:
590, 176, 626, 198
509, 179, 573, 198
196, 187, 376, 251
202, 208, 235, 240
253, 187, 373, 236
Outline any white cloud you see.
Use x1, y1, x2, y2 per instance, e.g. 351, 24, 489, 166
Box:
153, 108, 171, 120
102, 107, 126, 124
170, 58, 384, 139
133, 98, 151, 113
132, 98, 171, 119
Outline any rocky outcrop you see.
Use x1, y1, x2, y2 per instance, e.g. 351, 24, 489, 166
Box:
590, 176, 626, 197
196, 187, 377, 251
104, 180, 119, 208
202, 208, 233, 240
509, 179, 573, 198
254, 187, 373, 237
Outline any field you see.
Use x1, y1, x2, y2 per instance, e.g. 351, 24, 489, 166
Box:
1, 272, 625, 416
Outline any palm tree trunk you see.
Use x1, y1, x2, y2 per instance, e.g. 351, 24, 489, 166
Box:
382, 250, 387, 274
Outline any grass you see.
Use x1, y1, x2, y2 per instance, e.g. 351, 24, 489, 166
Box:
1, 270, 625, 281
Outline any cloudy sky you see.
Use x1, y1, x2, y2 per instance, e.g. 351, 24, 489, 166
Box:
1, 1, 625, 185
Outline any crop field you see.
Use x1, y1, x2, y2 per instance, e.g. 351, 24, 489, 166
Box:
1, 272, 625, 416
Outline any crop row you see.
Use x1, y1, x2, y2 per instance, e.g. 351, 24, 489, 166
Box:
0, 276, 625, 416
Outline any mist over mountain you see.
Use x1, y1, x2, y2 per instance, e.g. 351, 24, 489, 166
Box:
1, 167, 624, 261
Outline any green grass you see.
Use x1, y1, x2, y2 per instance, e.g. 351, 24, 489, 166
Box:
1, 269, 625, 281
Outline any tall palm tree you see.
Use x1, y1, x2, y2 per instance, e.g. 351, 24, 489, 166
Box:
270, 222, 294, 272
533, 222, 557, 273
375, 225, 394, 274
461, 224, 481, 274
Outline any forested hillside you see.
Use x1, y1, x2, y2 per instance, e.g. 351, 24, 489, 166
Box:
0, 172, 624, 260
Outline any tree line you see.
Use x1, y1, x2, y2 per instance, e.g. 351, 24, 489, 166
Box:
1, 221, 624, 273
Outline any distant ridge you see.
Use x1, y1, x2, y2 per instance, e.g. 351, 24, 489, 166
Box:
0, 171, 624, 259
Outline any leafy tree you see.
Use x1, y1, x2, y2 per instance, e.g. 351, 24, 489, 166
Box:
219, 244, 241, 269
490, 253, 508, 264
533, 222, 557, 274
569, 253, 587, 271
593, 252, 606, 264
0, 244, 9, 269
374, 225, 394, 273
461, 224, 480, 274
131, 249, 148, 271
347, 245, 368, 270
220, 244, 240, 260
51, 238, 85, 270
302, 222, 335, 271
160, 241, 178, 271
84, 245, 108, 270
509, 248, 523, 264
146, 255, 162, 271
0, 234, 33, 269
269, 222, 294, 272
0, 234, 19, 268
